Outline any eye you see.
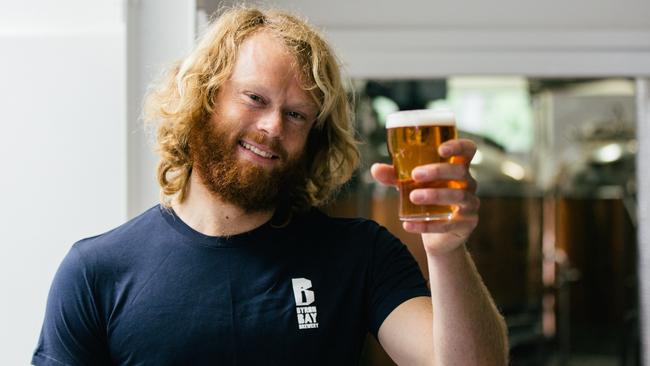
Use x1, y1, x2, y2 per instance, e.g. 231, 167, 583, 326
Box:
246, 93, 265, 104
286, 111, 306, 121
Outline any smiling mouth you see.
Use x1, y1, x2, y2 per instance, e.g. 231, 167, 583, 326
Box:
239, 140, 278, 159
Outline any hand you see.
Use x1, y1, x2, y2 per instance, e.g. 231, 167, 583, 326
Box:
370, 139, 480, 256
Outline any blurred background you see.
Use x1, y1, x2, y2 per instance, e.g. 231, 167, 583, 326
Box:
1, 0, 649, 365
333, 77, 639, 366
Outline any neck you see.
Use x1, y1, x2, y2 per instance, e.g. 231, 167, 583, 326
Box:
171, 172, 274, 237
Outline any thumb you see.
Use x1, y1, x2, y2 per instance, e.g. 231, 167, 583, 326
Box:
370, 163, 398, 186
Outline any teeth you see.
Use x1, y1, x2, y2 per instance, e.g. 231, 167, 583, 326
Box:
240, 141, 275, 159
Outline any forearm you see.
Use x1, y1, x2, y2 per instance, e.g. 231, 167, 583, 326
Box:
426, 245, 508, 365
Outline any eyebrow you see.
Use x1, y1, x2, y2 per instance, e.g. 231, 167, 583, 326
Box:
288, 101, 318, 113
233, 81, 318, 113
232, 80, 270, 97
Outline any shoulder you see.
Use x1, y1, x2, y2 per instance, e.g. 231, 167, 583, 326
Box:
70, 205, 167, 271
297, 207, 379, 231
293, 208, 399, 248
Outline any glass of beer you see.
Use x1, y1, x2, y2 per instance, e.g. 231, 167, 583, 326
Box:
386, 108, 458, 221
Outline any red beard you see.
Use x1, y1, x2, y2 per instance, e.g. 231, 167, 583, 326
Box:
189, 116, 307, 213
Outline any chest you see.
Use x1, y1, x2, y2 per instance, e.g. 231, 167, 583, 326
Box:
106, 244, 370, 365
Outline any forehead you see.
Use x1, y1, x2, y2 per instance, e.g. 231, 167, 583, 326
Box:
227, 30, 321, 115
232, 31, 300, 83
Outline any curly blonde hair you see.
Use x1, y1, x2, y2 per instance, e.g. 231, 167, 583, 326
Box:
144, 6, 360, 212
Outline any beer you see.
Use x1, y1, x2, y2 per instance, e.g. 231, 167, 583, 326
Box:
386, 109, 457, 221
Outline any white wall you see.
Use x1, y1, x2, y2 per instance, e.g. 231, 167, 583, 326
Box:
214, 0, 650, 77
252, 0, 650, 28
0, 0, 197, 363
126, 0, 196, 218
0, 1, 126, 364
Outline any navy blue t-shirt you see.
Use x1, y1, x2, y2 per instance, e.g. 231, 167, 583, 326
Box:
33, 205, 430, 365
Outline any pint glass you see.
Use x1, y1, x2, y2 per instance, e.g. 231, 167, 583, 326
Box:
386, 109, 457, 221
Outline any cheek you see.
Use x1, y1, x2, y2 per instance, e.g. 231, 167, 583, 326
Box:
214, 94, 251, 122
286, 128, 313, 156
214, 108, 250, 137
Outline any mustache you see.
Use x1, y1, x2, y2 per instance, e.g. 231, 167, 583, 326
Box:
241, 131, 288, 161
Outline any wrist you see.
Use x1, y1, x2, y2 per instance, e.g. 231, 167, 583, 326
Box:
424, 241, 467, 258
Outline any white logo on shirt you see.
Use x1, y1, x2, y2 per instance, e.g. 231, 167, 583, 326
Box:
291, 278, 319, 329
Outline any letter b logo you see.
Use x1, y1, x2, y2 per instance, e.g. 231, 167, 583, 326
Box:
291, 278, 315, 306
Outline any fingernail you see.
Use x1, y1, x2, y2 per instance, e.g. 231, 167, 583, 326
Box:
440, 146, 452, 156
412, 169, 426, 180
411, 191, 424, 202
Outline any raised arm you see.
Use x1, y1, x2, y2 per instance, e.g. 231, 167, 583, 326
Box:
371, 139, 508, 365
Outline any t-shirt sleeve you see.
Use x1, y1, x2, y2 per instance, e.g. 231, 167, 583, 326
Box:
367, 224, 431, 338
32, 245, 110, 366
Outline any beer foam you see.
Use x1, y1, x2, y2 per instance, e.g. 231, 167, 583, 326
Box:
385, 109, 456, 129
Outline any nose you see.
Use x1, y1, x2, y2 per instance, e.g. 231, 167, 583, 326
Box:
257, 109, 284, 138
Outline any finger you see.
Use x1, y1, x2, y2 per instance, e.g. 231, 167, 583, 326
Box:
370, 163, 398, 186
410, 188, 480, 210
403, 220, 452, 234
412, 163, 468, 182
439, 139, 477, 162
402, 216, 477, 234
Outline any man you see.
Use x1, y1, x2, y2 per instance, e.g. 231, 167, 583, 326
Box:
33, 7, 508, 366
